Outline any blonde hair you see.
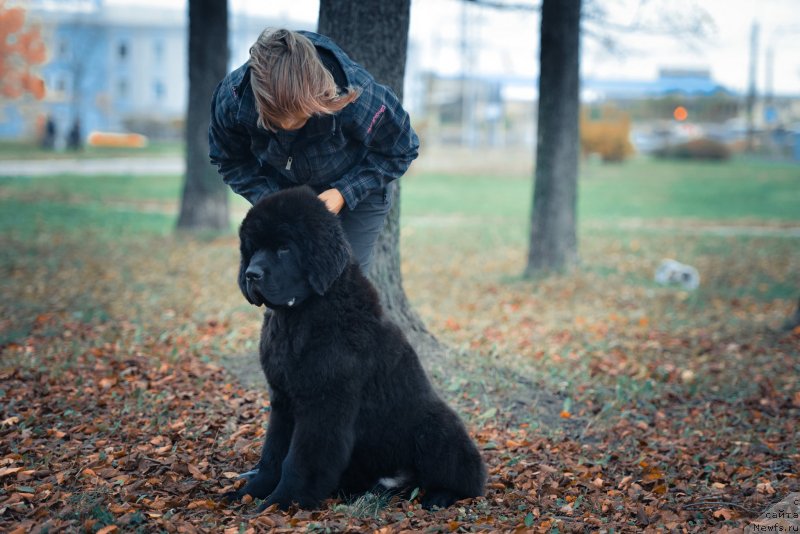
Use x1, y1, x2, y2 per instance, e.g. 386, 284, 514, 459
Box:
249, 28, 360, 131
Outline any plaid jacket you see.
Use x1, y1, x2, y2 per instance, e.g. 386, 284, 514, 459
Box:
208, 31, 419, 209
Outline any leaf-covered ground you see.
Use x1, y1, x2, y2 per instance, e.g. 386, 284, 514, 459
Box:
4, 310, 796, 533
1, 156, 799, 532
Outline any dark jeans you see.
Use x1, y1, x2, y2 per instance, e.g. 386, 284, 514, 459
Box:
338, 186, 393, 273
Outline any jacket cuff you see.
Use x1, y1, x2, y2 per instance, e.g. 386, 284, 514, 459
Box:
330, 178, 366, 210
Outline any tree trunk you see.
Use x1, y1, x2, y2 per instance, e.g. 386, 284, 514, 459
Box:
177, 0, 230, 231
783, 296, 800, 332
318, 0, 442, 356
525, 0, 581, 276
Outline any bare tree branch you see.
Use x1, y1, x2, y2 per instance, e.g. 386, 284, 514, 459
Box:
463, 0, 715, 53
463, 0, 538, 11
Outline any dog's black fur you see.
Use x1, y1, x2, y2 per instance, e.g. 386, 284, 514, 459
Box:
228, 186, 486, 511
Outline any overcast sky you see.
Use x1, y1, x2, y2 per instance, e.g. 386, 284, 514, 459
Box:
104, 0, 800, 95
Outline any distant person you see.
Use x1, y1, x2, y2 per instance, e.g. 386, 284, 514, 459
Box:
42, 115, 56, 150
209, 28, 419, 273
67, 119, 82, 151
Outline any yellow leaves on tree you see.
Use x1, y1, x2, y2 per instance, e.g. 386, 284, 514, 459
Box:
0, 0, 47, 100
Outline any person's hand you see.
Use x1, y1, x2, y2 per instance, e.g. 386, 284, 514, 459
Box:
318, 189, 345, 214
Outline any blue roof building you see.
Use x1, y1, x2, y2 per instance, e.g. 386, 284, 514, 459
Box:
583, 68, 735, 101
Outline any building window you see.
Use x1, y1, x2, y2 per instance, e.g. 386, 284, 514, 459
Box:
118, 41, 128, 60
118, 79, 128, 98
154, 40, 163, 63
50, 73, 70, 98
58, 40, 69, 59
154, 80, 165, 100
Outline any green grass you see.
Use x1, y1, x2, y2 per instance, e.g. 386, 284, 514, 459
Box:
579, 157, 800, 220
0, 174, 250, 239
0, 174, 182, 203
0, 199, 177, 240
401, 156, 800, 221
3, 157, 797, 237
0, 140, 183, 160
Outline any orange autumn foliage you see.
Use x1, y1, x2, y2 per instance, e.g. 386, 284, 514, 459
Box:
0, 1, 47, 100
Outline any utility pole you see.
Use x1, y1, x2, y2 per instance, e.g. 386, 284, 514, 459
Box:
460, 1, 477, 147
765, 46, 774, 104
745, 21, 759, 152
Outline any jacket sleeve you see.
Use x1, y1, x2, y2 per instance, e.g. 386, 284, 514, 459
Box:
208, 80, 282, 205
331, 81, 419, 210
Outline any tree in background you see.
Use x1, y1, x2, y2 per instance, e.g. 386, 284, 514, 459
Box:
524, 0, 582, 275
0, 0, 46, 100
466, 0, 710, 276
783, 297, 800, 333
317, 0, 441, 356
177, 0, 230, 231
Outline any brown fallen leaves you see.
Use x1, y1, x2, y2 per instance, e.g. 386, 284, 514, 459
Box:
1, 312, 799, 533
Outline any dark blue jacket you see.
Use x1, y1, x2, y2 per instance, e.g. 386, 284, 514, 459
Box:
208, 31, 419, 209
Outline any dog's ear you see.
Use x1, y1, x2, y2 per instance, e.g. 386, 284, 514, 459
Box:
305, 224, 352, 295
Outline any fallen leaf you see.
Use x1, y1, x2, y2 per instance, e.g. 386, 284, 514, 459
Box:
0, 467, 23, 478
713, 508, 734, 520
187, 463, 208, 481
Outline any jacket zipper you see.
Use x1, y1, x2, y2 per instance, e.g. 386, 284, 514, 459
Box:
285, 156, 293, 170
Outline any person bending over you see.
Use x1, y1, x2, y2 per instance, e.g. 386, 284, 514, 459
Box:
209, 27, 419, 272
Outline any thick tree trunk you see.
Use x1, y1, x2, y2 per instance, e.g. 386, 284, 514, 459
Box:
525, 0, 581, 275
177, 0, 230, 231
783, 297, 800, 332
318, 1, 441, 356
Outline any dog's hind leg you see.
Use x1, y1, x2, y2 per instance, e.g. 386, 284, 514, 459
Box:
421, 488, 462, 510
412, 410, 486, 509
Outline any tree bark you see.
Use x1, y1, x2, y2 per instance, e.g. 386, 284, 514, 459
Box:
318, 1, 442, 356
783, 297, 800, 332
525, 0, 581, 276
177, 0, 230, 231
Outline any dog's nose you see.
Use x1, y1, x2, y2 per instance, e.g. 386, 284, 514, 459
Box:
245, 265, 263, 281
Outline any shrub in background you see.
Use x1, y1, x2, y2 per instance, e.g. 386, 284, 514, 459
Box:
653, 138, 731, 161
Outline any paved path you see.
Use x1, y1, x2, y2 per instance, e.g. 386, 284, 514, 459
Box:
0, 157, 184, 176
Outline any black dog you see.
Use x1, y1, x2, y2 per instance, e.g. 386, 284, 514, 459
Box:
228, 186, 486, 511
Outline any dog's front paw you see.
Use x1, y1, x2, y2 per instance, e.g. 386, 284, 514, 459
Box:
258, 490, 321, 512
237, 467, 260, 481
220, 488, 246, 503
223, 472, 277, 505
259, 492, 295, 512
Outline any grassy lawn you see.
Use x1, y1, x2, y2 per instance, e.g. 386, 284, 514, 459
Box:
0, 139, 183, 160
402, 156, 800, 222
2, 156, 798, 232
1, 155, 798, 531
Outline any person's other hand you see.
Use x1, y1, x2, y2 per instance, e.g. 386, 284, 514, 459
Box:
318, 189, 345, 214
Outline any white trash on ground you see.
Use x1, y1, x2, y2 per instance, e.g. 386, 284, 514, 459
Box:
654, 259, 700, 291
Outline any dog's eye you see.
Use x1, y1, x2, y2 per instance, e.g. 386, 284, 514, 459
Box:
277, 247, 290, 258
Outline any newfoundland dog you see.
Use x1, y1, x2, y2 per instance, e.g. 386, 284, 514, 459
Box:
227, 186, 486, 511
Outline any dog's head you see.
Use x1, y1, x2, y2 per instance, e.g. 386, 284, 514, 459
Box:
238, 187, 352, 309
